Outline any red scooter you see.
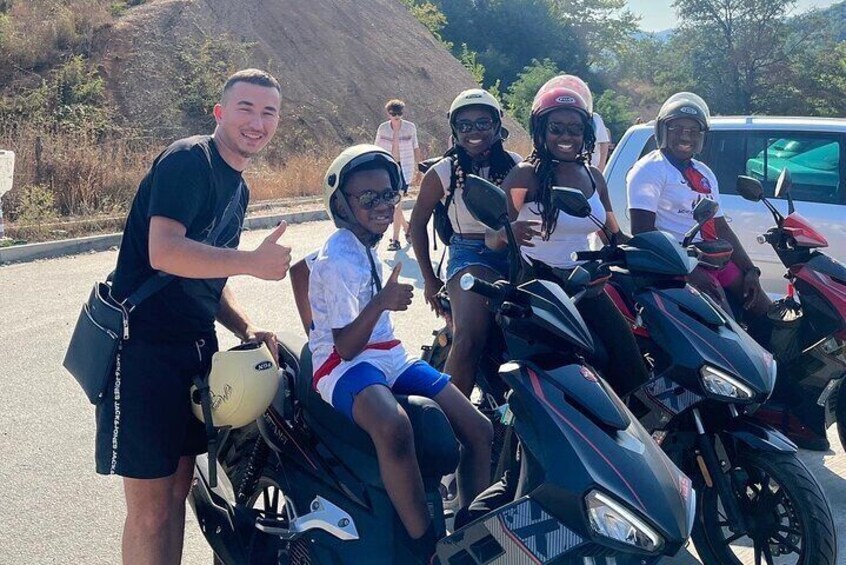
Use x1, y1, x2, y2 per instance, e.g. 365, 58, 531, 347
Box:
735, 170, 846, 452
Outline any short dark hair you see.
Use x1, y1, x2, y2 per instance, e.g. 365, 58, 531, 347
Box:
385, 99, 405, 114
221, 69, 281, 102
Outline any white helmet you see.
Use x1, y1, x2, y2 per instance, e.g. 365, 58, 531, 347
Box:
448, 88, 503, 121
655, 92, 711, 153
323, 144, 403, 231
190, 343, 280, 429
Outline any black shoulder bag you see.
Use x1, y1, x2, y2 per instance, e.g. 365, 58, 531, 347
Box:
63, 170, 244, 405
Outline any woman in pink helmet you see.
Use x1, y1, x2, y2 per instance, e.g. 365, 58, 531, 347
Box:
487, 83, 648, 396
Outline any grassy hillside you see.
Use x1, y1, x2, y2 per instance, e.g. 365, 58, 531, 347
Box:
0, 0, 527, 240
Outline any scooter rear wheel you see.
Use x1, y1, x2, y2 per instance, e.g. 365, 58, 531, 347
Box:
692, 450, 836, 565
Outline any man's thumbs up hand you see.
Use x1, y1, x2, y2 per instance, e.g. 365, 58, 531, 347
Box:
249, 222, 292, 280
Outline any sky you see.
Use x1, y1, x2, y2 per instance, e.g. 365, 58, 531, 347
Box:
628, 0, 840, 32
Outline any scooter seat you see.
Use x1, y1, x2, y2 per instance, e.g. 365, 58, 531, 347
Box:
275, 334, 460, 482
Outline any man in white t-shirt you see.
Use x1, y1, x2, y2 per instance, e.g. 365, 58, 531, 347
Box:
374, 99, 423, 251
309, 144, 492, 560
591, 112, 611, 171
627, 92, 768, 318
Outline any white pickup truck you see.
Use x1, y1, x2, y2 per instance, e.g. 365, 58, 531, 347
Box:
604, 116, 846, 293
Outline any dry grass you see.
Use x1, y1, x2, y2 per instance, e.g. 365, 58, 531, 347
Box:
245, 150, 338, 202
0, 1, 116, 82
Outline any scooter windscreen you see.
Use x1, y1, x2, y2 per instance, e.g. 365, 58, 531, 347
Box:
624, 231, 697, 276
518, 279, 595, 354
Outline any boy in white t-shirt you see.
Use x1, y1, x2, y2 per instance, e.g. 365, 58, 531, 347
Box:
309, 144, 493, 560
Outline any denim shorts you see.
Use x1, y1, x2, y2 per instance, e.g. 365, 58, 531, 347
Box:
446, 235, 510, 282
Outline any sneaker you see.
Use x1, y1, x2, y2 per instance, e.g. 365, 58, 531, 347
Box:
387, 239, 401, 251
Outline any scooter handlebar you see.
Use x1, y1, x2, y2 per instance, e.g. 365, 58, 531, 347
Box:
572, 250, 602, 262
459, 273, 500, 300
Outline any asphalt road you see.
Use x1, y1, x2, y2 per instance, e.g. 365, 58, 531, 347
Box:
1, 219, 844, 564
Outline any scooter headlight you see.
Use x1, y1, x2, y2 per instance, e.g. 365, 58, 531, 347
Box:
585, 490, 663, 553
700, 365, 753, 400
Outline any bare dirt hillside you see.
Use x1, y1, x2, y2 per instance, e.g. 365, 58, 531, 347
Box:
96, 0, 527, 154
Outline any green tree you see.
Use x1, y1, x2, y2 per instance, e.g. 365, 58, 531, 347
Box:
504, 58, 559, 128
400, 0, 451, 46
671, 0, 823, 114
548, 0, 639, 69
594, 89, 635, 141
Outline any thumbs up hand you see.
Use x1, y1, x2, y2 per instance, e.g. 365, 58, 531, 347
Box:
249, 222, 292, 280
375, 263, 414, 312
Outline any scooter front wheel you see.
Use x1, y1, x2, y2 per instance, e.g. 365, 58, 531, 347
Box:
692, 450, 836, 565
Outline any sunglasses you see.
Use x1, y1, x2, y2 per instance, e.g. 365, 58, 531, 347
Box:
454, 118, 494, 134
667, 125, 705, 136
546, 122, 585, 136
352, 188, 401, 209
388, 112, 403, 117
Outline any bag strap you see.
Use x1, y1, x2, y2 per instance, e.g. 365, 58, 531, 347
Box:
366, 247, 383, 294
192, 372, 221, 488
123, 149, 243, 311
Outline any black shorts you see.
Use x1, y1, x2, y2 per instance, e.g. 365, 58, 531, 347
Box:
95, 336, 217, 479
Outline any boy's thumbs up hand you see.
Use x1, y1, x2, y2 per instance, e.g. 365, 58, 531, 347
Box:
376, 262, 413, 312
388, 263, 402, 284
249, 221, 292, 280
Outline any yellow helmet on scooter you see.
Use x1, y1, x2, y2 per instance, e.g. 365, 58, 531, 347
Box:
190, 342, 280, 429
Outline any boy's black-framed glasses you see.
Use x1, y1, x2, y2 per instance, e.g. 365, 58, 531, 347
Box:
351, 189, 402, 209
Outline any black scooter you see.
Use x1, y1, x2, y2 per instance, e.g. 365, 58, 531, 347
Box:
187, 175, 695, 564
559, 190, 837, 565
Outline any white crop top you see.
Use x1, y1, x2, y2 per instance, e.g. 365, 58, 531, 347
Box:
434, 151, 523, 236
518, 187, 606, 269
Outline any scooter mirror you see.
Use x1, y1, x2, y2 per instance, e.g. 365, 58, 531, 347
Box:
735, 176, 764, 202
774, 168, 793, 199
552, 186, 591, 218
692, 198, 719, 225
463, 174, 508, 230
565, 265, 591, 293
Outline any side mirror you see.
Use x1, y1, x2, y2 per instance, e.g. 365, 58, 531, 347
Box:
463, 174, 508, 230
692, 198, 719, 225
735, 175, 764, 202
774, 168, 792, 199
551, 186, 591, 218
565, 265, 591, 293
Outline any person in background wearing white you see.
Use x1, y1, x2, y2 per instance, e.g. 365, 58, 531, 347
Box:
591, 112, 611, 171
374, 99, 422, 251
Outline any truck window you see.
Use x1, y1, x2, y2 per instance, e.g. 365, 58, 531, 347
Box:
701, 131, 843, 204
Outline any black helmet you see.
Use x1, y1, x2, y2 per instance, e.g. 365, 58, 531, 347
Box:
655, 92, 711, 153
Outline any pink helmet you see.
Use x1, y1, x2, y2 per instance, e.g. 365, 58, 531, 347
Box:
535, 74, 594, 115
530, 86, 593, 152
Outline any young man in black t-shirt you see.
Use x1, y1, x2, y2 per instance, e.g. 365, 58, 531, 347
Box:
96, 69, 291, 563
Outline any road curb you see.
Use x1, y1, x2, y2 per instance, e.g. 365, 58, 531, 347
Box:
0, 199, 415, 265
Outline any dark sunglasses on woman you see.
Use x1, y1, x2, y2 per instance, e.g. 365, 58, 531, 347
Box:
546, 121, 585, 137
454, 118, 495, 134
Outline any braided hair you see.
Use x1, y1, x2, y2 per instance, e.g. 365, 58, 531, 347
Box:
528, 111, 597, 240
